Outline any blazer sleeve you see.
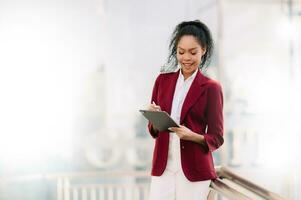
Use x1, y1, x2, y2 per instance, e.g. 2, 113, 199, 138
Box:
147, 74, 161, 138
203, 82, 224, 152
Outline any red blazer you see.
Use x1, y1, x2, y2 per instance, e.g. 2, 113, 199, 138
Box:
148, 69, 224, 182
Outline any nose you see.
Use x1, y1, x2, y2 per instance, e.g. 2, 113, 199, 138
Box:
182, 53, 191, 61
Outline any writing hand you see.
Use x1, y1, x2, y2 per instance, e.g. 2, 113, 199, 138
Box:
147, 101, 161, 111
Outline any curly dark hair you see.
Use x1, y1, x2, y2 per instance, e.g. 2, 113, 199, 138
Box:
165, 20, 214, 71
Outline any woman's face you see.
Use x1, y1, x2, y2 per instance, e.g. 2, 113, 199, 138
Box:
176, 35, 206, 77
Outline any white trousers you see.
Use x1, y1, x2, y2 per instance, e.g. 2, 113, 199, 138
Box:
148, 169, 211, 200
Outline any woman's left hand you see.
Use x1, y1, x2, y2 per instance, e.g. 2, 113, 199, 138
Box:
168, 125, 196, 141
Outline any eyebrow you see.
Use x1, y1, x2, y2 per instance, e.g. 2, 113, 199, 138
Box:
178, 47, 198, 51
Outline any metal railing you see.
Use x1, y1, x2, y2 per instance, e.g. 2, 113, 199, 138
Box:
0, 166, 287, 200
53, 171, 149, 200
52, 166, 287, 200
207, 166, 287, 200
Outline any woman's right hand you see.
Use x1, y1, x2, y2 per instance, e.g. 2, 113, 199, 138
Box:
147, 101, 161, 111
147, 101, 161, 133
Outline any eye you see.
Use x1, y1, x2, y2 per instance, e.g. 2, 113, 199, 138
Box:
178, 51, 184, 55
190, 51, 197, 55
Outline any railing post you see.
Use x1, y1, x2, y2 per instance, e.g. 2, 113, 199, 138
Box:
57, 178, 63, 200
207, 190, 216, 200
63, 177, 70, 200
72, 188, 79, 200
116, 187, 123, 200
90, 188, 97, 200
81, 187, 88, 200
108, 185, 114, 200
98, 186, 105, 200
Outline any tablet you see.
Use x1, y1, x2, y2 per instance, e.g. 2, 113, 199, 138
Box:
139, 110, 179, 131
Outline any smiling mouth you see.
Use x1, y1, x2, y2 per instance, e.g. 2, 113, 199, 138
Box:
182, 63, 193, 67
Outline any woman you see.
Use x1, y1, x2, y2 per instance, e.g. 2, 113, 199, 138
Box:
147, 20, 224, 200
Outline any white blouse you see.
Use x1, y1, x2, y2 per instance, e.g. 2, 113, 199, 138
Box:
166, 69, 198, 172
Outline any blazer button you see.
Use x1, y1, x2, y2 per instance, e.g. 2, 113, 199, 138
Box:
181, 146, 184, 149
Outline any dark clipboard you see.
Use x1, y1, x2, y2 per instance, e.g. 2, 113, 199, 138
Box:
139, 110, 179, 131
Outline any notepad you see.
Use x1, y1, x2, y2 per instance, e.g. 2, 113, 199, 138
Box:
139, 110, 179, 131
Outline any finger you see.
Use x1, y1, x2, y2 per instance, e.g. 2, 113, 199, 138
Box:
168, 127, 178, 132
169, 127, 180, 132
149, 105, 160, 111
151, 102, 161, 110
148, 105, 156, 111
154, 106, 161, 111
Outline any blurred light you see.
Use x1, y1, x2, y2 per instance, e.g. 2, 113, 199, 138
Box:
0, 7, 74, 169
254, 81, 301, 172
277, 17, 296, 40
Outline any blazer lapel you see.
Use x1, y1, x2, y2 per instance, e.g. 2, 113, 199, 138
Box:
180, 70, 207, 124
163, 70, 179, 115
